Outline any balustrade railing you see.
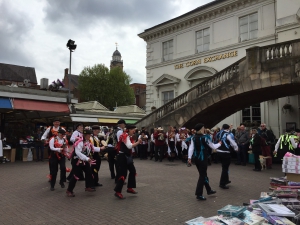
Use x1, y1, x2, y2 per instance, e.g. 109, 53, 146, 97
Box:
137, 38, 300, 126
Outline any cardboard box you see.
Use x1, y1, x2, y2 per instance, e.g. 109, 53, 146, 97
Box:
22, 148, 28, 161
287, 173, 300, 182
3, 148, 16, 163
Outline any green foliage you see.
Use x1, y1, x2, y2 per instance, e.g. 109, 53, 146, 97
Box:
78, 64, 135, 109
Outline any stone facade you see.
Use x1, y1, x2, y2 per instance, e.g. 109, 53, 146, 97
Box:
138, 0, 300, 135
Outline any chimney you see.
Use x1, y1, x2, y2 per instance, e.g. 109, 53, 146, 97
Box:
65, 68, 68, 75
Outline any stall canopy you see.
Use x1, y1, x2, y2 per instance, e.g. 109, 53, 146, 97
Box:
13, 99, 70, 112
98, 118, 119, 123
125, 119, 138, 124
0, 97, 13, 109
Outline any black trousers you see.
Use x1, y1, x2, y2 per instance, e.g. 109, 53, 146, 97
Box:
49, 154, 66, 188
150, 142, 155, 158
253, 149, 262, 170
67, 158, 84, 181
91, 153, 101, 185
140, 144, 148, 159
114, 153, 136, 193
107, 147, 116, 179
217, 152, 231, 186
176, 143, 182, 159
168, 141, 176, 161
195, 158, 212, 196
155, 145, 164, 161
67, 159, 94, 192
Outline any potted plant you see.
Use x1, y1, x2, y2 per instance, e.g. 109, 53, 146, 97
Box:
282, 103, 292, 113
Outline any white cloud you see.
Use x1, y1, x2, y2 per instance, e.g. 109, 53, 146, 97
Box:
0, 0, 213, 84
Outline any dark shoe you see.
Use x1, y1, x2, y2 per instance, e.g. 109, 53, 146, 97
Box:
219, 185, 229, 189
66, 190, 75, 197
95, 183, 103, 187
242, 163, 246, 166
41, 159, 44, 162
196, 196, 206, 200
235, 162, 241, 165
225, 181, 231, 185
114, 192, 126, 199
253, 168, 261, 172
127, 188, 138, 194
159, 160, 162, 162
85, 187, 96, 192
267, 166, 272, 169
207, 190, 216, 195
59, 182, 65, 188
50, 187, 55, 191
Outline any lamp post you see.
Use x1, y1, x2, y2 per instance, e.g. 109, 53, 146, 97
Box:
66, 39, 77, 103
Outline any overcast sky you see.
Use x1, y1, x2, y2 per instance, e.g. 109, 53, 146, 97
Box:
0, 0, 212, 84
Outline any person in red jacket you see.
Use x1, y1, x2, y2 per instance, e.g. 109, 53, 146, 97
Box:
154, 127, 167, 162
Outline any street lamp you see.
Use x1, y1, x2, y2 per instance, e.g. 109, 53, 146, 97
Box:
66, 39, 77, 103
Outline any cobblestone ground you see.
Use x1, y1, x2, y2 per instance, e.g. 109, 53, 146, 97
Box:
0, 158, 282, 225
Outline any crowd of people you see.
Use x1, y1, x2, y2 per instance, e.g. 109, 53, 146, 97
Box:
12, 117, 300, 201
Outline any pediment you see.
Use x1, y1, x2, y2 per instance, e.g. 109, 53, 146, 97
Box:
184, 66, 217, 81
153, 74, 181, 87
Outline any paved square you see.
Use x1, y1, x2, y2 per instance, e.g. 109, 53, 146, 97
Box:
0, 159, 282, 224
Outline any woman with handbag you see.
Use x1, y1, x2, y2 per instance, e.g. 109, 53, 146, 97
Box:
114, 124, 142, 199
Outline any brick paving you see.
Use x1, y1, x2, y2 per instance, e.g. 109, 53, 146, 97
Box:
0, 158, 282, 225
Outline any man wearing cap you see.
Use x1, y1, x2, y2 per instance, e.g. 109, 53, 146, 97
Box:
114, 124, 142, 199
117, 119, 126, 141
154, 127, 167, 162
49, 129, 68, 191
216, 124, 238, 189
188, 123, 220, 200
66, 128, 99, 197
91, 125, 106, 187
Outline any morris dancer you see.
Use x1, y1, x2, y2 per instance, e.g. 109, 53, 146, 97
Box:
67, 123, 84, 181
166, 126, 177, 162
188, 123, 220, 200
177, 128, 189, 163
91, 125, 106, 187
49, 129, 68, 191
66, 128, 98, 197
41, 118, 65, 181
114, 125, 142, 199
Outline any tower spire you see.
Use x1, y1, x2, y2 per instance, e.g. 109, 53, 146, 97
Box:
115, 42, 118, 50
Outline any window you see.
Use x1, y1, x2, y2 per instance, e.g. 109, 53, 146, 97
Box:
163, 40, 173, 61
239, 13, 258, 42
196, 28, 210, 53
162, 91, 174, 105
242, 103, 261, 125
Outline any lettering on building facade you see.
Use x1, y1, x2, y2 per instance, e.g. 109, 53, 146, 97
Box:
174, 50, 238, 69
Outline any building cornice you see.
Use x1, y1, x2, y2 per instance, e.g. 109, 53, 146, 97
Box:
152, 74, 181, 87
146, 34, 275, 70
138, 0, 268, 42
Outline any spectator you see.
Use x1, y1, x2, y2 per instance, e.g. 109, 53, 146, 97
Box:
235, 124, 250, 166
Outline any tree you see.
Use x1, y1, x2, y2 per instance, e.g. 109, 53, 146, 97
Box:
78, 64, 135, 109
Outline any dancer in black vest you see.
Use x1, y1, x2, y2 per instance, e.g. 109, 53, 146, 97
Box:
188, 123, 220, 200
114, 124, 142, 199
91, 125, 106, 187
216, 124, 238, 189
66, 128, 99, 197
49, 129, 68, 191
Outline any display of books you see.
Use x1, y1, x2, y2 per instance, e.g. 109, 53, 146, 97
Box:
261, 192, 270, 198
185, 216, 223, 225
217, 205, 246, 217
238, 210, 265, 225
267, 215, 296, 225
219, 216, 246, 225
281, 198, 300, 206
258, 203, 295, 217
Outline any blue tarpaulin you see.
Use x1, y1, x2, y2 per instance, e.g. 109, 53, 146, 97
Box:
0, 97, 12, 109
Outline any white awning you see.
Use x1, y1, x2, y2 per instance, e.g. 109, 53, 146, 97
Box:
70, 117, 98, 123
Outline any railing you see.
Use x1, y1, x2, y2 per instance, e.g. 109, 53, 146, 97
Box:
139, 57, 245, 124
137, 38, 300, 126
261, 39, 300, 62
